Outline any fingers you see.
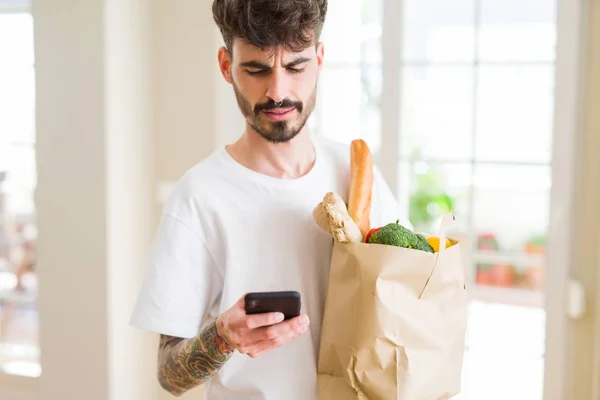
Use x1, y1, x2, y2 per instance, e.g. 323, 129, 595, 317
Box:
244, 314, 310, 346
222, 295, 311, 358
239, 316, 310, 358
244, 311, 286, 329
267, 316, 309, 345
264, 314, 309, 339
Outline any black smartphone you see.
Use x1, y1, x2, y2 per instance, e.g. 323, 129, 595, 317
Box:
244, 291, 301, 321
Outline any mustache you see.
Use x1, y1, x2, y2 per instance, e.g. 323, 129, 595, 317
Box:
254, 99, 303, 114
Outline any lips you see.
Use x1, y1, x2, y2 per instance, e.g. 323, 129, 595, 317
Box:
263, 108, 295, 120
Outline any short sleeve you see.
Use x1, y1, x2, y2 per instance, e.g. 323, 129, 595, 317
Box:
370, 166, 413, 231
129, 213, 221, 339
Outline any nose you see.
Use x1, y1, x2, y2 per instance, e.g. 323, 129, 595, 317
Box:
265, 69, 289, 103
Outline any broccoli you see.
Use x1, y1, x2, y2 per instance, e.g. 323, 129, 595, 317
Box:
415, 233, 435, 253
367, 221, 435, 253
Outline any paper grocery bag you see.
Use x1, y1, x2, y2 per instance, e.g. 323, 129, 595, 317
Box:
317, 212, 468, 400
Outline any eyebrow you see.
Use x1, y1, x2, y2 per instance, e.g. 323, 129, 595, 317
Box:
240, 56, 311, 69
284, 57, 311, 68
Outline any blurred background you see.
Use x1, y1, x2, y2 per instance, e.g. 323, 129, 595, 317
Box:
0, 0, 599, 399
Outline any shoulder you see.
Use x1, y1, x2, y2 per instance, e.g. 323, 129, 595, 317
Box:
161, 148, 229, 223
312, 134, 353, 184
313, 134, 351, 164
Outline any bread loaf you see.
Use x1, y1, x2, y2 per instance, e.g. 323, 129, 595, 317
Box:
347, 139, 373, 240
312, 192, 363, 243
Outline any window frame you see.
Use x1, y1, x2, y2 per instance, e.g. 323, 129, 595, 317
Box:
0, 1, 41, 391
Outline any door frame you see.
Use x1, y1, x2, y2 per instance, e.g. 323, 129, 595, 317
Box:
543, 0, 590, 399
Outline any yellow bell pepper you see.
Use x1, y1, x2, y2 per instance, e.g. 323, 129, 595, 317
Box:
426, 236, 453, 252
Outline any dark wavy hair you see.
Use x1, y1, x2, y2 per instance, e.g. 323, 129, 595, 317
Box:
212, 0, 328, 53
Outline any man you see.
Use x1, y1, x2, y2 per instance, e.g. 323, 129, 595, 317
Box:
130, 1, 410, 399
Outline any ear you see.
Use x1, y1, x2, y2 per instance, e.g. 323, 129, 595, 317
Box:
218, 46, 233, 84
316, 42, 325, 72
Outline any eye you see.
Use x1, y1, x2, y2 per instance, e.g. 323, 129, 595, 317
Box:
246, 69, 268, 76
287, 68, 304, 74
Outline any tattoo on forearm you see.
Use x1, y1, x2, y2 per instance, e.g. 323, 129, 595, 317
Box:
158, 321, 234, 396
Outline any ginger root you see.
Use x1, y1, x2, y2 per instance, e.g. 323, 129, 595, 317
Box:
313, 192, 363, 243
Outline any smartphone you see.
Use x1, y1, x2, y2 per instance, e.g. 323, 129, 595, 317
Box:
244, 291, 301, 321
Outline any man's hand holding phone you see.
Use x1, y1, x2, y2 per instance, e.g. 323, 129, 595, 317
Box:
215, 294, 310, 358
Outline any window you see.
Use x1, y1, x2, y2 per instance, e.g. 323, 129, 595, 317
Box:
396, 0, 556, 301
0, 7, 40, 378
312, 0, 384, 163
314, 1, 557, 399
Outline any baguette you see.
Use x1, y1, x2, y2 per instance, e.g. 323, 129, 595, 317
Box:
347, 139, 373, 240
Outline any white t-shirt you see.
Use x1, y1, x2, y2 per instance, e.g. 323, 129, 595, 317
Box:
130, 134, 411, 400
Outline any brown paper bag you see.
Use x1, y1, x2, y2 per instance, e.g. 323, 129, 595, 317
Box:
317, 212, 468, 400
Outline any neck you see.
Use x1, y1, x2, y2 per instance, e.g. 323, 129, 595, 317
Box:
226, 125, 316, 179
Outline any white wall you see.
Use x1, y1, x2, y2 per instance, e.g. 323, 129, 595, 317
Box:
153, 0, 242, 183
30, 0, 157, 399
153, 0, 243, 184
105, 0, 156, 399
34, 0, 110, 397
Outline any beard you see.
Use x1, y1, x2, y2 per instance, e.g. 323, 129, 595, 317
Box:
232, 80, 317, 144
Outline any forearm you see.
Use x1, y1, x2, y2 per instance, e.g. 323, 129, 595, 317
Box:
157, 320, 234, 396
